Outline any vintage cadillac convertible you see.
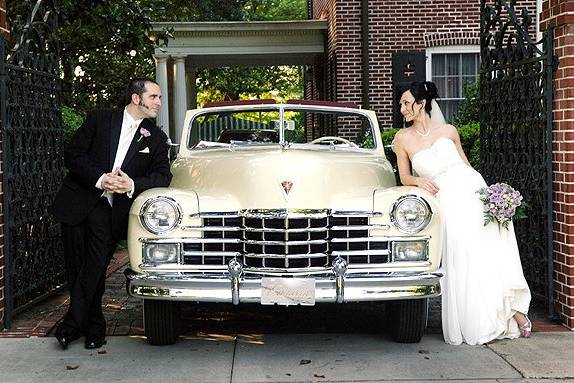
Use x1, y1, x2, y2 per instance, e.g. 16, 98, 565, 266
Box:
125, 100, 443, 345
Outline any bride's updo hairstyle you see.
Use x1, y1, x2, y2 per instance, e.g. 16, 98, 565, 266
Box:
407, 81, 440, 116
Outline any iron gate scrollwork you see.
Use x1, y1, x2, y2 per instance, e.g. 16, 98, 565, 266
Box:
480, 0, 555, 315
1, 0, 65, 327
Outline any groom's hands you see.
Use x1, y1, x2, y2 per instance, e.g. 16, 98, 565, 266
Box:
101, 168, 134, 194
416, 177, 439, 195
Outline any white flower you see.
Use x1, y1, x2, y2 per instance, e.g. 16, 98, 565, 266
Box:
74, 66, 85, 77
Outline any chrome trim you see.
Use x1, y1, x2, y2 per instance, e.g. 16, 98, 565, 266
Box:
244, 239, 327, 246
330, 237, 384, 243
332, 250, 389, 256
190, 209, 385, 220
243, 209, 329, 219
244, 227, 327, 233
125, 268, 443, 303
244, 252, 327, 259
331, 210, 384, 217
141, 237, 241, 244
191, 212, 241, 219
331, 235, 431, 243
195, 209, 329, 219
182, 251, 241, 257
389, 195, 433, 234
330, 225, 389, 231
228, 259, 243, 305
181, 226, 241, 232
139, 196, 183, 235
332, 257, 347, 303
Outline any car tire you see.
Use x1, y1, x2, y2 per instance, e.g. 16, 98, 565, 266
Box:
388, 298, 428, 343
144, 299, 178, 345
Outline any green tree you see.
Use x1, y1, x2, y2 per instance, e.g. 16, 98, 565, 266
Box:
7, 0, 307, 115
244, 0, 307, 20
196, 0, 307, 104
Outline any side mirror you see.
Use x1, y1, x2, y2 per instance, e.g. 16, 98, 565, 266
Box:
169, 142, 180, 162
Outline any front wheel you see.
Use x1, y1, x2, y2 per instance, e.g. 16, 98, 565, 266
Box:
387, 298, 428, 343
144, 299, 178, 345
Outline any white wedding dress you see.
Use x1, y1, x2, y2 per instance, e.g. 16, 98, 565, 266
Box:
411, 137, 531, 345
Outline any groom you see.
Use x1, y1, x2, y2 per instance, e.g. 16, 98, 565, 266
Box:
50, 79, 172, 349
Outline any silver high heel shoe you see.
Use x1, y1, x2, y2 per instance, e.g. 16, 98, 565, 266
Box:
519, 316, 532, 338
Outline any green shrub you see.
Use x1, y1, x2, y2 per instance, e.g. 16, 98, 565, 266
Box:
62, 106, 84, 143
453, 80, 479, 127
457, 122, 480, 171
381, 127, 399, 162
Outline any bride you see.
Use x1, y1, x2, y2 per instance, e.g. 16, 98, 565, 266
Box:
393, 81, 532, 345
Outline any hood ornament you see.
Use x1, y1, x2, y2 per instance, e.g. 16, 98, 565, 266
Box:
280, 180, 294, 202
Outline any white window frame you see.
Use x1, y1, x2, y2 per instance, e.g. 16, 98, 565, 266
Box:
425, 45, 480, 120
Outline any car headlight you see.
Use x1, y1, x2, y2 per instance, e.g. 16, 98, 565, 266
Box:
390, 195, 432, 233
140, 197, 182, 234
143, 243, 181, 265
391, 240, 429, 262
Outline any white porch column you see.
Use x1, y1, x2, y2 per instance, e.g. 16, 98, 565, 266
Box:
173, 55, 188, 144
154, 54, 170, 138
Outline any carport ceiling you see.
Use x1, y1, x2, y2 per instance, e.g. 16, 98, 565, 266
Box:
151, 20, 327, 68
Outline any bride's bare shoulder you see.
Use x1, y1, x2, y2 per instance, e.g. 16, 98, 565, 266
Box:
393, 129, 411, 151
437, 123, 458, 135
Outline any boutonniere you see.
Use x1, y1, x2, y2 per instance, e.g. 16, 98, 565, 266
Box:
137, 127, 151, 142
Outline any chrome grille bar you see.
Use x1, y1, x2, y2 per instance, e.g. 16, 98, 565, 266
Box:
245, 252, 327, 259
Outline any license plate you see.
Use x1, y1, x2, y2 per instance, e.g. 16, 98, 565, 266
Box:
261, 278, 316, 306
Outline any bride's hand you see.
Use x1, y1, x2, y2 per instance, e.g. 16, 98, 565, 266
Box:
416, 177, 439, 194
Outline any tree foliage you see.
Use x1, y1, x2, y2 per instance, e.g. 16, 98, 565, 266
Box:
6, 0, 307, 114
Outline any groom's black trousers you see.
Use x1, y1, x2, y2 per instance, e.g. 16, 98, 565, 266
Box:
59, 197, 118, 338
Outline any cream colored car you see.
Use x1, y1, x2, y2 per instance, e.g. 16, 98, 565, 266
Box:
125, 100, 443, 345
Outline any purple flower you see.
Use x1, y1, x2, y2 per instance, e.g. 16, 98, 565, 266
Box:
137, 127, 151, 142
477, 182, 526, 230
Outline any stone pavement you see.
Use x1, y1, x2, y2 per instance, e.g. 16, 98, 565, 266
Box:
1, 333, 574, 382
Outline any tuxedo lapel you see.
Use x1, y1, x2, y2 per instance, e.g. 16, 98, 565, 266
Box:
109, 110, 123, 168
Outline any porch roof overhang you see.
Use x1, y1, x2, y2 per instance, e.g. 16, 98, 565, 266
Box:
150, 20, 328, 67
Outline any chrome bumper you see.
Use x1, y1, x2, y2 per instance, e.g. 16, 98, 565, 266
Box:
125, 262, 442, 304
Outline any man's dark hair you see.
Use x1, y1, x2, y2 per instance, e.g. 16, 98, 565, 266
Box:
126, 78, 158, 102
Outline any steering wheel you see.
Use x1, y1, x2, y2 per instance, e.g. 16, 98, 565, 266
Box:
310, 136, 357, 147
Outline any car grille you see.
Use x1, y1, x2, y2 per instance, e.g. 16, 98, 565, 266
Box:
181, 210, 388, 271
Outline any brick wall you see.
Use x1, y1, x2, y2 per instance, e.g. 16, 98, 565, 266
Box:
312, 0, 536, 128
541, 0, 574, 330
0, 0, 7, 328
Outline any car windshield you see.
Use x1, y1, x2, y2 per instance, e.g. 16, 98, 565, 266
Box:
188, 107, 376, 150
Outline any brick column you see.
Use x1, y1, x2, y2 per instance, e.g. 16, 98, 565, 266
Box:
0, 0, 8, 329
541, 0, 574, 330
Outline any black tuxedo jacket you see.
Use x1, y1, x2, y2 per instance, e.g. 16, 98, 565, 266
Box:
51, 108, 173, 239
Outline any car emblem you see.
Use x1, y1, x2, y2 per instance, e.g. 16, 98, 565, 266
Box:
280, 180, 294, 202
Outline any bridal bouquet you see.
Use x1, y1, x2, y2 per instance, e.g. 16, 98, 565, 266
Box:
477, 183, 527, 230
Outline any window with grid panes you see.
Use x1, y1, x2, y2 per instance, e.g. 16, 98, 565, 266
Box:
431, 52, 479, 122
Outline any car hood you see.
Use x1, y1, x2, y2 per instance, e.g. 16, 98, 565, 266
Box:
170, 147, 396, 212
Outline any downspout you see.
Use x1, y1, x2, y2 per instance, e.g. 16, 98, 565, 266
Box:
361, 0, 370, 109
545, 28, 556, 320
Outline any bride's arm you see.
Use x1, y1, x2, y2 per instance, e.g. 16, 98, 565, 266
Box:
394, 133, 439, 194
447, 125, 471, 167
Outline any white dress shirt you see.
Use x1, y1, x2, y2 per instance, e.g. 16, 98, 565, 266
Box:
96, 107, 142, 204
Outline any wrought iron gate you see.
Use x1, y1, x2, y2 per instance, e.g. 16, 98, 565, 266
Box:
480, 0, 555, 315
1, 0, 65, 327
